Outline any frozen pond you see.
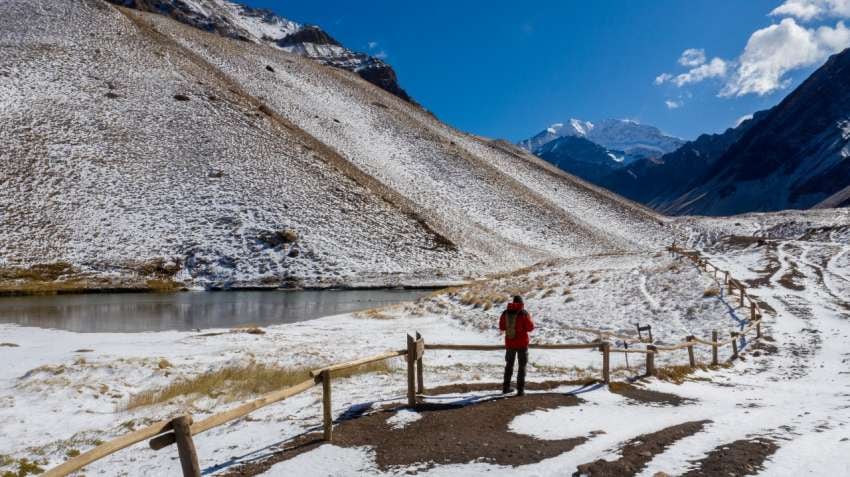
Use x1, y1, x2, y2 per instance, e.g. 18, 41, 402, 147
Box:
0, 289, 431, 333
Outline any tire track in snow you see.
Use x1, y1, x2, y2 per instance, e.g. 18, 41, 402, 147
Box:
638, 273, 660, 312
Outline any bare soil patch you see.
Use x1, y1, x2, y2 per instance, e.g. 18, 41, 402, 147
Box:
424, 379, 596, 395
573, 420, 711, 476
681, 437, 779, 476
749, 339, 779, 357
745, 254, 781, 288
224, 393, 586, 476
719, 235, 767, 250
778, 266, 806, 291
608, 382, 692, 406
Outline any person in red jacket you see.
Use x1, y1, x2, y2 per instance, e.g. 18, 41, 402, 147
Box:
499, 295, 534, 396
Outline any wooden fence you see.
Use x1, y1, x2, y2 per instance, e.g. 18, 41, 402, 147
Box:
41, 245, 765, 477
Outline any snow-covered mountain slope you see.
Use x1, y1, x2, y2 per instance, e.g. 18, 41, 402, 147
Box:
0, 0, 671, 292
519, 118, 685, 164
106, 0, 413, 102
661, 48, 850, 216
599, 111, 768, 208
588, 119, 685, 160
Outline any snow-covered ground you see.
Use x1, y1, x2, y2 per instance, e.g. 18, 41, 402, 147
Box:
6, 239, 844, 476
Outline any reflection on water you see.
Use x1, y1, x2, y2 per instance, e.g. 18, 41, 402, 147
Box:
0, 289, 430, 333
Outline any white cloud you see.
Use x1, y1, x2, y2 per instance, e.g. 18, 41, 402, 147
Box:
672, 57, 729, 86
721, 18, 850, 96
655, 2, 850, 100
735, 114, 754, 127
655, 51, 727, 87
679, 48, 707, 67
367, 41, 378, 49
665, 99, 683, 109
374, 50, 388, 59
771, 0, 850, 21
654, 73, 673, 85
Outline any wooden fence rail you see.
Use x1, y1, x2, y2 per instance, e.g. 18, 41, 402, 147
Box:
42, 244, 765, 477
42, 350, 411, 477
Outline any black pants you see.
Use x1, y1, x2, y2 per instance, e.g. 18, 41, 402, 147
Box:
503, 348, 528, 393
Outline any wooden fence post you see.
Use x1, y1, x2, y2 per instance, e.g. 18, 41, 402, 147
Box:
750, 302, 757, 321
406, 334, 416, 407
415, 332, 424, 395
645, 345, 656, 377
727, 275, 732, 294
601, 342, 610, 384
731, 332, 739, 360
756, 321, 762, 339
711, 330, 719, 366
739, 285, 745, 307
686, 336, 696, 368
172, 416, 200, 477
322, 369, 332, 441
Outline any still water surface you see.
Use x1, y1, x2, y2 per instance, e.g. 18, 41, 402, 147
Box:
0, 289, 430, 333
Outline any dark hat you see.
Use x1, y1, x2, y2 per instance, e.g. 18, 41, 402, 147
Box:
512, 295, 523, 304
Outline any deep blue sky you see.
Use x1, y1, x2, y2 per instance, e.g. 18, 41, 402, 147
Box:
246, 1, 825, 141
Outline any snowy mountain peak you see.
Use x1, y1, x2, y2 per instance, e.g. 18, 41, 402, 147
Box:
520, 118, 684, 163
588, 119, 684, 156
569, 118, 594, 136
520, 119, 593, 152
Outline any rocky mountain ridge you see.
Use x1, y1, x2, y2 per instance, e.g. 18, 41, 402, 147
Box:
106, 0, 413, 102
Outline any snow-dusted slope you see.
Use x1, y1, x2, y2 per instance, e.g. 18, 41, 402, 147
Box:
0, 0, 671, 292
107, 0, 414, 102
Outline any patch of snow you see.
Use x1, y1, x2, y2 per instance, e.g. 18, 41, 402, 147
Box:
386, 409, 422, 430
607, 152, 624, 163
258, 445, 377, 476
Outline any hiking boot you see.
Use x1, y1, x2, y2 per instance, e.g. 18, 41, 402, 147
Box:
502, 387, 515, 395
516, 389, 525, 397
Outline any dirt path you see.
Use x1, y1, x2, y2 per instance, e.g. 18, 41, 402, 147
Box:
680, 438, 778, 476
573, 420, 710, 476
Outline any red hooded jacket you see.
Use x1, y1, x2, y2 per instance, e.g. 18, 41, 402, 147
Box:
499, 302, 534, 349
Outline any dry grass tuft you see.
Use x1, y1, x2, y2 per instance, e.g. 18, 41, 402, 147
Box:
355, 308, 395, 320
1, 457, 44, 477
157, 359, 173, 369
652, 364, 728, 384
0, 343, 19, 348
0, 262, 74, 282
125, 361, 391, 410
703, 287, 720, 298
230, 325, 266, 335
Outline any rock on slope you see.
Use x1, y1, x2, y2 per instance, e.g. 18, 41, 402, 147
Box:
105, 0, 414, 102
0, 0, 670, 291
